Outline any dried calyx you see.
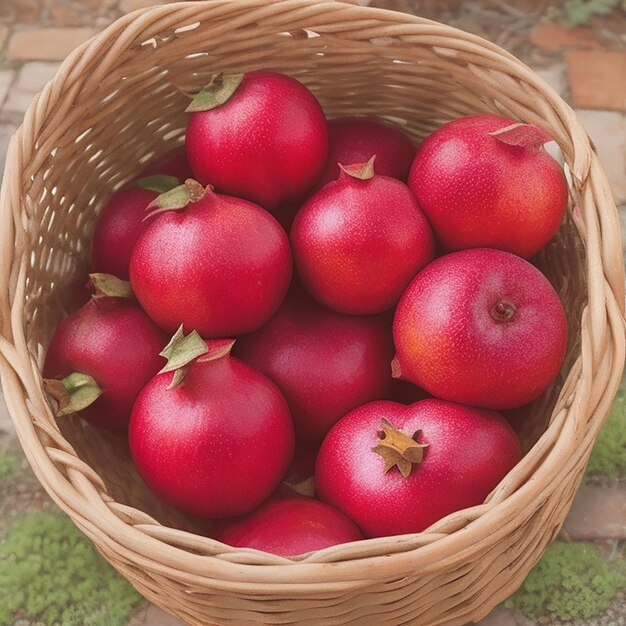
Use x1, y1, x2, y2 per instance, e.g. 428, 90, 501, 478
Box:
89, 273, 134, 299
489, 123, 552, 151
43, 372, 103, 417
159, 325, 235, 390
490, 298, 516, 323
371, 418, 429, 478
144, 179, 210, 221
186, 72, 245, 113
339, 155, 376, 181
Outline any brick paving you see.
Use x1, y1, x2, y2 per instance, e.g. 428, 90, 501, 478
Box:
0, 1, 625, 625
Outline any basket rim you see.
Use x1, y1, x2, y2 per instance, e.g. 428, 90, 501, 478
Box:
0, 0, 624, 587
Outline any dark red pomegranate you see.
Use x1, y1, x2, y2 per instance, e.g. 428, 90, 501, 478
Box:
316, 398, 522, 538
234, 297, 394, 442
215, 495, 364, 556
91, 175, 179, 280
393, 248, 568, 410
129, 180, 292, 338
139, 146, 193, 181
43, 274, 167, 431
318, 117, 415, 187
129, 328, 295, 518
291, 159, 435, 314
408, 115, 568, 258
186, 71, 328, 211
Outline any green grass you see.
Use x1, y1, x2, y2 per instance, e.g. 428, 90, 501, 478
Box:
586, 384, 626, 479
506, 541, 626, 621
0, 510, 141, 626
0, 452, 20, 478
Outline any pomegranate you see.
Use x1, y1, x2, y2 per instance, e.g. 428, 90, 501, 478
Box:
129, 179, 292, 338
291, 158, 435, 314
215, 496, 364, 556
43, 274, 167, 431
393, 248, 568, 410
408, 115, 568, 258
234, 296, 394, 442
186, 71, 328, 210
139, 146, 193, 181
91, 175, 179, 280
129, 327, 295, 518
316, 399, 522, 538
318, 117, 415, 187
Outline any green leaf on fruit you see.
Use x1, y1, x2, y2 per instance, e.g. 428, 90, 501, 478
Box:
185, 73, 244, 113
144, 179, 207, 220
136, 174, 180, 194
339, 155, 376, 180
43, 372, 103, 417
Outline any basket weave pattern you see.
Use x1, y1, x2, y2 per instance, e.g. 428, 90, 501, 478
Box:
0, 1, 624, 624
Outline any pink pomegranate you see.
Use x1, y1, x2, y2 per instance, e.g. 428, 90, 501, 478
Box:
129, 180, 292, 338
91, 176, 179, 280
316, 399, 522, 537
129, 328, 295, 518
215, 495, 364, 556
408, 114, 568, 258
318, 117, 415, 187
43, 274, 167, 431
291, 158, 435, 314
139, 146, 193, 181
234, 296, 394, 442
393, 248, 568, 410
186, 71, 328, 210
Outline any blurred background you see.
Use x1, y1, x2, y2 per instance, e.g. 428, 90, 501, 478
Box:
0, 1, 624, 625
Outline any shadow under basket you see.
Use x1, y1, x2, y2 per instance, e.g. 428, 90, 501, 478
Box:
0, 1, 624, 624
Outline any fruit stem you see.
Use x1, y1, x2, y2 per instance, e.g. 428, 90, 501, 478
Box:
490, 299, 516, 323
89, 273, 134, 299
43, 372, 103, 417
339, 155, 376, 181
159, 325, 235, 389
136, 174, 180, 194
371, 418, 428, 478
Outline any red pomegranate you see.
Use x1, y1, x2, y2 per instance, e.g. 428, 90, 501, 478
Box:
318, 117, 415, 187
129, 328, 295, 518
393, 248, 568, 410
186, 71, 328, 210
316, 399, 522, 538
43, 274, 167, 431
408, 115, 568, 259
91, 175, 179, 280
215, 496, 364, 556
291, 158, 435, 314
234, 297, 394, 442
129, 180, 292, 338
139, 146, 193, 181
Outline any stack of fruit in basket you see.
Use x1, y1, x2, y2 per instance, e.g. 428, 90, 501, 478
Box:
42, 71, 569, 556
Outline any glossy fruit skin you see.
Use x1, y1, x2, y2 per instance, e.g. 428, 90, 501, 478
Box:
129, 190, 292, 338
318, 117, 415, 187
186, 71, 328, 211
316, 399, 522, 538
234, 298, 394, 442
91, 186, 158, 280
43, 298, 167, 431
291, 172, 435, 314
139, 146, 193, 181
215, 495, 364, 556
129, 354, 295, 518
393, 248, 568, 410
408, 114, 568, 259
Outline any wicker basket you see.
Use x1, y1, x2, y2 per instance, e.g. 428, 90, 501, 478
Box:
0, 1, 624, 624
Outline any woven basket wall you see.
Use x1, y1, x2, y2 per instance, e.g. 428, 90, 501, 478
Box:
0, 1, 624, 624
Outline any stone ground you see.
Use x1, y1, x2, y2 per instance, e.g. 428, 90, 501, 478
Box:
0, 1, 625, 625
